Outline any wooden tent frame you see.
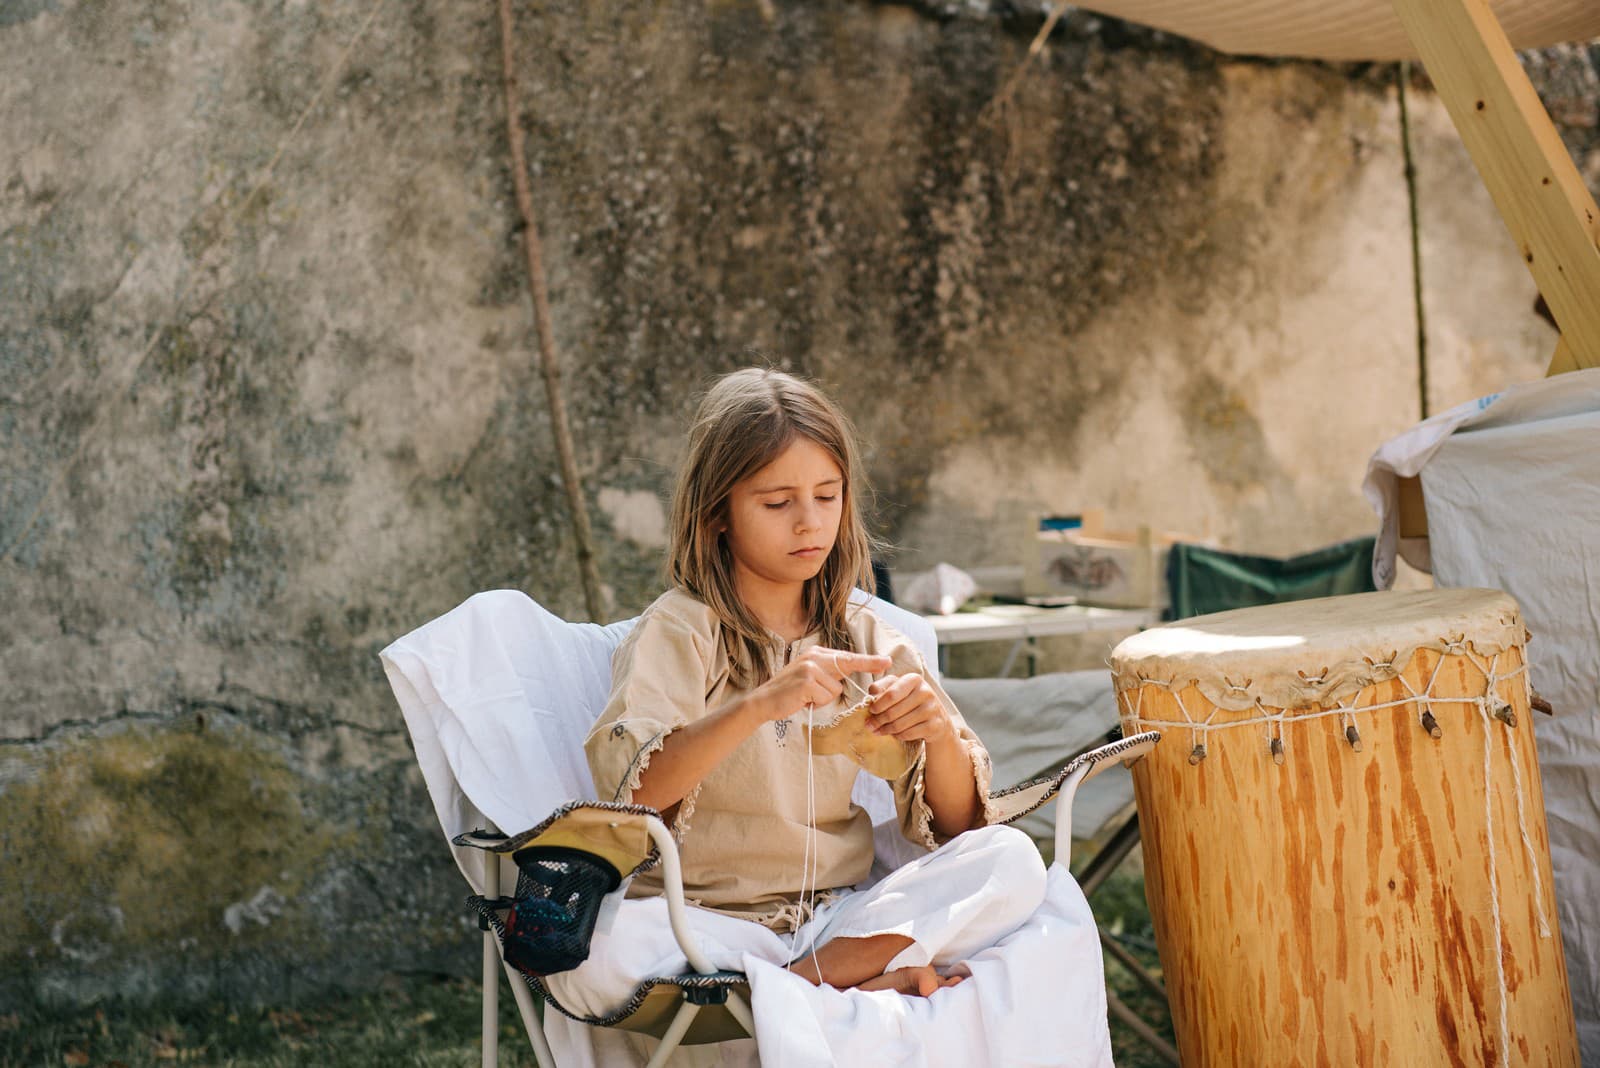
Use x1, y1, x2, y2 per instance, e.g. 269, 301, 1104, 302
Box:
1388, 0, 1599, 378
1075, 0, 1595, 1055
1367, 0, 1599, 537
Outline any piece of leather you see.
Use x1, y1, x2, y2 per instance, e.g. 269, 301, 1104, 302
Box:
802, 699, 916, 780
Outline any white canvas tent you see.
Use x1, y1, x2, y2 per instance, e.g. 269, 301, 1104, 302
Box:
1066, 0, 1600, 1058
1366, 372, 1600, 1060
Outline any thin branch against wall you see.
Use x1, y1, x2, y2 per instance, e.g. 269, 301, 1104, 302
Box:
985, 4, 1067, 118
981, 5, 1067, 205
0, 0, 390, 567
1396, 61, 1429, 420
494, 0, 606, 622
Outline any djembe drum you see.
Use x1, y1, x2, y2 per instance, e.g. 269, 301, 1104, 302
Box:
1111, 588, 1576, 1066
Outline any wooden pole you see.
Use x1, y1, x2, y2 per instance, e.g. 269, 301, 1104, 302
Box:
1389, 0, 1600, 373
1547, 334, 1580, 376
986, 4, 1067, 115
495, 0, 605, 621
1396, 61, 1430, 416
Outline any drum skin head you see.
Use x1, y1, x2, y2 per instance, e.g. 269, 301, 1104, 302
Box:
1112, 587, 1525, 712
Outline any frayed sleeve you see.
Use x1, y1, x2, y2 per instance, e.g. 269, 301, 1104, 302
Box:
585, 608, 714, 833
881, 637, 999, 850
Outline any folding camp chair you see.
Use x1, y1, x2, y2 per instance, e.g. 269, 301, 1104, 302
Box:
381, 589, 1158, 1067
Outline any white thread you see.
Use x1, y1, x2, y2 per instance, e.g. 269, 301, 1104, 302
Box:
1169, 686, 1198, 753
1503, 679, 1553, 940
1506, 738, 1553, 940
844, 675, 875, 706
789, 700, 825, 977
831, 651, 877, 708
1268, 702, 1286, 756
1169, 686, 1219, 755
1423, 647, 1449, 698
788, 659, 882, 975
1478, 693, 1511, 1068
804, 698, 818, 966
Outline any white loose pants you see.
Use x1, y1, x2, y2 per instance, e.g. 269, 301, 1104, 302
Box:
546, 824, 1046, 1017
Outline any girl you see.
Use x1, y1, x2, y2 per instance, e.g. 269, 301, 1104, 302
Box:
580, 367, 1046, 999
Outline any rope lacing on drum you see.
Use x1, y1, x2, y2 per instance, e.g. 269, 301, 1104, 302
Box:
1340, 704, 1362, 752
1118, 647, 1552, 943
1164, 680, 1217, 765
1461, 650, 1552, 948
1120, 658, 1528, 742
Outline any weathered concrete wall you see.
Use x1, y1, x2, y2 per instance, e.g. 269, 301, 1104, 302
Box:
1, 0, 1594, 1004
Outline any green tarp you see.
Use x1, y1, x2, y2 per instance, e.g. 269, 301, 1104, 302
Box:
1165, 537, 1377, 620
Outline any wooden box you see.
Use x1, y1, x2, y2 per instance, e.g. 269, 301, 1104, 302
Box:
1023, 510, 1189, 610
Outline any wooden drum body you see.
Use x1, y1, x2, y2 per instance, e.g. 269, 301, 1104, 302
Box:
1111, 589, 1576, 1066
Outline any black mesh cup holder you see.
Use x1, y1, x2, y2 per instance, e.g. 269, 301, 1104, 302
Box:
468, 845, 624, 978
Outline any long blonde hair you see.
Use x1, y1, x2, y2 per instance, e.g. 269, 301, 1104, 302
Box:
668, 368, 877, 687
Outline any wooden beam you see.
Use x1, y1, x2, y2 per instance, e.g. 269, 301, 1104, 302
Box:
1397, 474, 1429, 539
1547, 334, 1580, 376
1390, 0, 1600, 372
1394, 334, 1575, 543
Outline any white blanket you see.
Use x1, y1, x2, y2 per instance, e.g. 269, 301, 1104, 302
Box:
741, 867, 1111, 1068
1362, 369, 1600, 588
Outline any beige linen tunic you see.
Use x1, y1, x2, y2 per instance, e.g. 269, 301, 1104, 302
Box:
585, 588, 995, 932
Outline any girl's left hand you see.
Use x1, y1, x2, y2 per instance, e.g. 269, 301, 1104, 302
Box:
865, 674, 955, 744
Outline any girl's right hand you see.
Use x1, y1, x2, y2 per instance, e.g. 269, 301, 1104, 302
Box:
753, 647, 891, 723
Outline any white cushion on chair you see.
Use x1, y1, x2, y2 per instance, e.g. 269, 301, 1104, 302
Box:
381, 590, 635, 885
852, 591, 940, 673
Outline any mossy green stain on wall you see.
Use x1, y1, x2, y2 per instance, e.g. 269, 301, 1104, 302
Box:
0, 727, 345, 966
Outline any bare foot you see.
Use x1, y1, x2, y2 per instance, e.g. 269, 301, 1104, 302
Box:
854, 965, 965, 997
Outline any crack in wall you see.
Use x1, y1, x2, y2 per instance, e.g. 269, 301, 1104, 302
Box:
0, 709, 171, 748
0, 700, 406, 749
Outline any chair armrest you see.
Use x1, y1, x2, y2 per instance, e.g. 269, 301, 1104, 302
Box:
458, 801, 724, 980
453, 799, 663, 878
638, 814, 720, 977
988, 731, 1161, 827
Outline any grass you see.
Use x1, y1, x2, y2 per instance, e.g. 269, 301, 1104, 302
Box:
0, 974, 542, 1068
1087, 852, 1181, 1067
3, 861, 1175, 1067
